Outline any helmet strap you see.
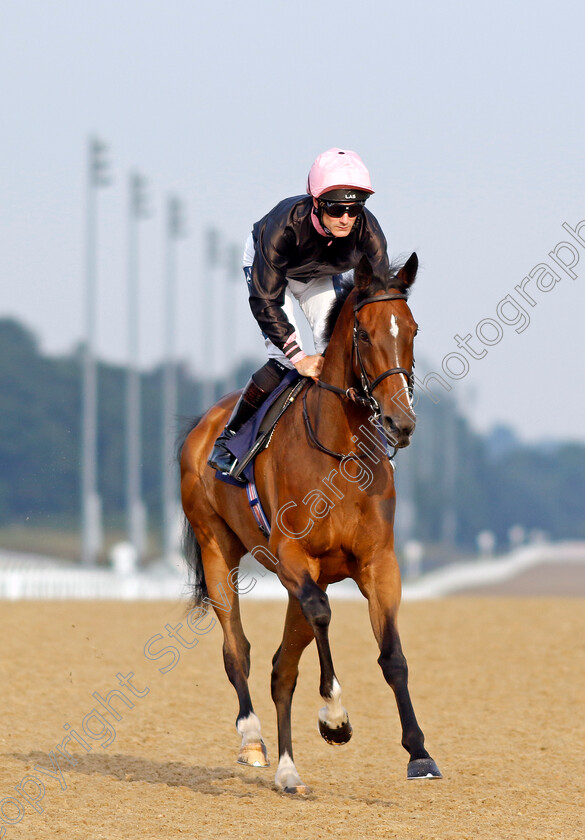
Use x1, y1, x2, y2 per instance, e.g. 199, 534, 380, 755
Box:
311, 202, 333, 237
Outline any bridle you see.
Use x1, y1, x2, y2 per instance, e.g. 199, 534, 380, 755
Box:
351, 292, 414, 407
302, 291, 415, 461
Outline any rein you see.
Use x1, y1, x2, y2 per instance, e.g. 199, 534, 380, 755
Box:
303, 291, 413, 461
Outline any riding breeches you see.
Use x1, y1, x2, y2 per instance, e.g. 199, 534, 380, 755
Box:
243, 233, 351, 368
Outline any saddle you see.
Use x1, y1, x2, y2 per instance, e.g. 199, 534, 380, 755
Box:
215, 370, 307, 487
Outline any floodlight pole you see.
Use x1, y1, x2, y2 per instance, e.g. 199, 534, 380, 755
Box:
202, 228, 220, 409
81, 136, 111, 566
162, 196, 187, 567
441, 404, 457, 549
225, 243, 242, 393
126, 172, 150, 563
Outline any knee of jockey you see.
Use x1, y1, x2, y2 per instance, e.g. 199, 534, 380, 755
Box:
222, 358, 290, 436
247, 359, 289, 406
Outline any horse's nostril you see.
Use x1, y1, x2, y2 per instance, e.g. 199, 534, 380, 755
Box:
385, 416, 415, 433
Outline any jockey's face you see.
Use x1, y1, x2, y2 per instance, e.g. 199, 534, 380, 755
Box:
313, 198, 359, 238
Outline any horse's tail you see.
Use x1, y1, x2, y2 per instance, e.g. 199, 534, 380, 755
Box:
181, 516, 208, 605
176, 414, 208, 606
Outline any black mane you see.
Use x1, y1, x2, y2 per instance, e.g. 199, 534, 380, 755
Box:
322, 260, 411, 345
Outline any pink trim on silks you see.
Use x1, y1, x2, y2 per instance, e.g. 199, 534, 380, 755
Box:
310, 207, 332, 238
284, 332, 307, 365
284, 332, 299, 352
288, 348, 307, 364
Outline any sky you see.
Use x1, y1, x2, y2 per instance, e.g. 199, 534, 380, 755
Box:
1, 0, 584, 443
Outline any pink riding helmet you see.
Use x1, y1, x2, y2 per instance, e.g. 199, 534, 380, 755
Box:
307, 148, 374, 200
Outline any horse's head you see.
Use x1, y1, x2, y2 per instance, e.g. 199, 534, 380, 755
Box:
352, 253, 418, 448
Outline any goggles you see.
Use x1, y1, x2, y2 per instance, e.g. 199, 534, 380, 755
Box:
319, 200, 365, 218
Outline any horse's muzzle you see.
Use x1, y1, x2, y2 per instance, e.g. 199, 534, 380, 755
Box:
383, 414, 416, 449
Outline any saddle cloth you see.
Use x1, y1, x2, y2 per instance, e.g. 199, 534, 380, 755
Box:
214, 370, 306, 487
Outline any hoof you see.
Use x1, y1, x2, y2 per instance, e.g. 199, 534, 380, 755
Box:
407, 758, 442, 780
318, 717, 353, 745
282, 784, 311, 796
275, 752, 308, 793
237, 740, 270, 768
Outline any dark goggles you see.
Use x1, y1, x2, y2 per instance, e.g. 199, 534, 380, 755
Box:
319, 199, 366, 218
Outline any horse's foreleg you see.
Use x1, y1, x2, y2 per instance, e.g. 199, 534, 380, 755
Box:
378, 620, 441, 779
277, 543, 352, 750
358, 558, 442, 780
200, 530, 269, 768
296, 576, 353, 746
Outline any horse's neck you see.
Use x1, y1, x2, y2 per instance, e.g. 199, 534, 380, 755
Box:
309, 297, 362, 454
320, 300, 354, 391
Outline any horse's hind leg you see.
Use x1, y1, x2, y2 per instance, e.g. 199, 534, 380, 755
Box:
270, 594, 315, 793
199, 522, 269, 768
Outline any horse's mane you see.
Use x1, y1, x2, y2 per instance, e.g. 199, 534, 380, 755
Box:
322, 260, 411, 345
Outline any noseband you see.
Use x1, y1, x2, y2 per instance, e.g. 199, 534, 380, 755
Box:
302, 291, 415, 461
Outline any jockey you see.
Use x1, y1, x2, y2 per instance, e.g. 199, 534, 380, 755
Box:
208, 147, 391, 479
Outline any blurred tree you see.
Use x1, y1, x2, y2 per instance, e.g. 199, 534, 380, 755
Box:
0, 319, 79, 522
0, 317, 583, 552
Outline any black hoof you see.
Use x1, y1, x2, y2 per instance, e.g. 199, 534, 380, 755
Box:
319, 718, 353, 745
407, 758, 442, 780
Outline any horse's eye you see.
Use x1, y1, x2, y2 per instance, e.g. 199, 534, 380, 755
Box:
357, 329, 370, 343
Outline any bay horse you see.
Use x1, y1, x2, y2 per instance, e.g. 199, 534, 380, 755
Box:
179, 253, 441, 793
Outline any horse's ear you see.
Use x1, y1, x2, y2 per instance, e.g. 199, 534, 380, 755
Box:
354, 255, 373, 291
395, 252, 418, 292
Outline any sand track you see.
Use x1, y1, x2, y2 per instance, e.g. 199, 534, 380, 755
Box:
1, 597, 584, 839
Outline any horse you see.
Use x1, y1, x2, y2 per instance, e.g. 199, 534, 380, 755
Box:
178, 253, 441, 794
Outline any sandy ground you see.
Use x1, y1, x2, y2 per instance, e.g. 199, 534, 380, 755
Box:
1, 592, 584, 840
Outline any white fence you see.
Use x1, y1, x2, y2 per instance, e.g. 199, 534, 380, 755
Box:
402, 540, 585, 600
0, 551, 188, 600
1, 541, 584, 601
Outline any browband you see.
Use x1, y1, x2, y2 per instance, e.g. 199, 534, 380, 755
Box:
353, 292, 408, 313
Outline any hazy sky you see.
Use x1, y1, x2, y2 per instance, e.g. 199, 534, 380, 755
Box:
2, 0, 584, 443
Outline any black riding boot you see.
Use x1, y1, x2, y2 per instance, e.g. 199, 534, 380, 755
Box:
208, 359, 289, 480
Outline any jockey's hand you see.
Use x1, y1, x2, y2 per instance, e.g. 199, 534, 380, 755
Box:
293, 354, 324, 380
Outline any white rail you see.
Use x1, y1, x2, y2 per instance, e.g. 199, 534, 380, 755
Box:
402, 540, 585, 600
0, 552, 188, 600
1, 541, 584, 601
